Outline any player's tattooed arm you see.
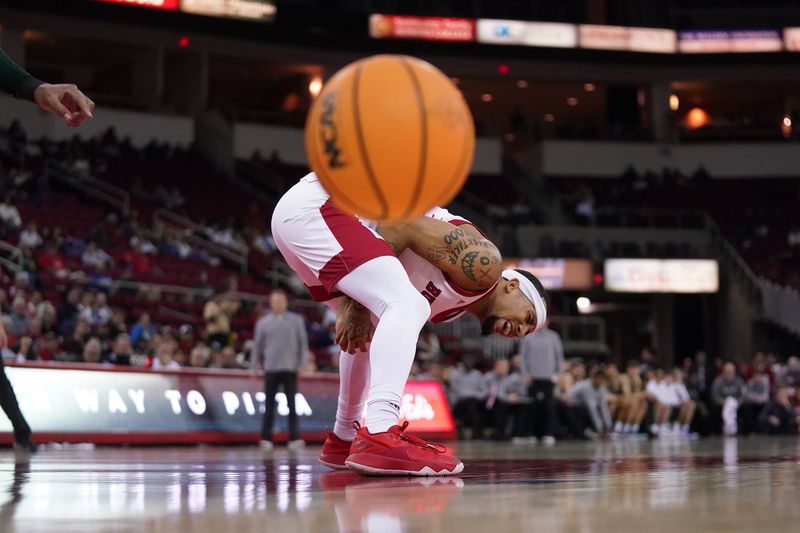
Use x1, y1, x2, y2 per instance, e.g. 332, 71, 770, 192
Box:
335, 297, 374, 354
403, 217, 503, 292
375, 224, 410, 256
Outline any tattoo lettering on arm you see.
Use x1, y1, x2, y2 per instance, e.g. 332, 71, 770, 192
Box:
461, 251, 479, 281
427, 244, 449, 262
478, 255, 493, 280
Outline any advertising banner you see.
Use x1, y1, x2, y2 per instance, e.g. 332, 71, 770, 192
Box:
369, 14, 475, 42
783, 27, 800, 51
678, 30, 782, 53
604, 259, 719, 293
181, 0, 276, 21
94, 0, 179, 10
0, 364, 455, 443
503, 258, 593, 291
476, 19, 577, 48
579, 24, 676, 53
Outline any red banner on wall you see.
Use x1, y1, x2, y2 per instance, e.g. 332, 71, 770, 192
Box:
369, 14, 476, 42
94, 0, 179, 10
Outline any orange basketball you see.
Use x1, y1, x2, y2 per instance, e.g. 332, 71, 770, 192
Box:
305, 54, 475, 222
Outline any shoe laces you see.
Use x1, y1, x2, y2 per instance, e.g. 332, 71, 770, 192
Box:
394, 421, 448, 453
353, 421, 447, 453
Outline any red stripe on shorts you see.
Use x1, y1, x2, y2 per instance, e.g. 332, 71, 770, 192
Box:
318, 200, 395, 293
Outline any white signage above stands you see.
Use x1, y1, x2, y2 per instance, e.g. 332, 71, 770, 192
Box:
604, 259, 719, 293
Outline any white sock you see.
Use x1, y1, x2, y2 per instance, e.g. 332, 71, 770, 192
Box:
335, 257, 430, 434
623, 423, 632, 433
681, 424, 690, 433
333, 348, 370, 442
660, 423, 670, 434
651, 424, 660, 434
614, 421, 624, 433
632, 424, 639, 433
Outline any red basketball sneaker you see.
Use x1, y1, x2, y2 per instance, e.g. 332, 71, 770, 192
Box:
319, 431, 353, 470
345, 422, 464, 476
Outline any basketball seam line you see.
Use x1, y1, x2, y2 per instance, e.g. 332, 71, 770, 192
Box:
440, 115, 473, 207
398, 56, 428, 220
352, 62, 389, 219
309, 91, 375, 219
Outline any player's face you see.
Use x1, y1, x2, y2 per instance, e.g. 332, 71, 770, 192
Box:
480, 279, 538, 338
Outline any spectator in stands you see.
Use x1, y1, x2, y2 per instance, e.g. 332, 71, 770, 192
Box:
447, 356, 484, 440
105, 333, 133, 366
252, 230, 277, 255
90, 292, 112, 326
82, 337, 103, 364
566, 367, 613, 439
711, 362, 745, 436
689, 350, 713, 404
668, 368, 697, 437
129, 313, 156, 350
219, 346, 244, 370
62, 319, 90, 361
38, 242, 67, 277
188, 345, 210, 368
4, 297, 30, 338
757, 389, 798, 435
742, 365, 770, 434
130, 231, 157, 255
18, 222, 42, 249
152, 340, 180, 370
252, 290, 308, 452
208, 344, 225, 368
14, 336, 35, 362
10, 247, 37, 276
37, 332, 63, 361
612, 359, 648, 436
781, 356, 800, 389
81, 241, 113, 270
520, 319, 564, 445
415, 326, 442, 364
0, 195, 21, 233
203, 290, 240, 347
482, 358, 529, 441
177, 325, 195, 355
77, 292, 95, 325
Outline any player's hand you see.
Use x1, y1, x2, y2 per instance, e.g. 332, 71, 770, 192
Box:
0, 325, 7, 348
34, 83, 95, 128
334, 301, 374, 354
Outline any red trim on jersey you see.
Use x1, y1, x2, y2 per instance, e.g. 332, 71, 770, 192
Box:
317, 200, 395, 293
447, 218, 489, 239
306, 284, 344, 302
442, 270, 494, 297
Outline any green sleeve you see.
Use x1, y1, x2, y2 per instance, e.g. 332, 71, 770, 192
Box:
0, 47, 43, 101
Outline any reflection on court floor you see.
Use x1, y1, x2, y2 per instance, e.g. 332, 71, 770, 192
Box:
1, 437, 799, 532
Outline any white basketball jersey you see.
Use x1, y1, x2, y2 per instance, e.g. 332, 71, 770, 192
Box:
395, 207, 496, 323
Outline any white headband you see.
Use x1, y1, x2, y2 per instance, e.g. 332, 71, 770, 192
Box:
501, 269, 547, 332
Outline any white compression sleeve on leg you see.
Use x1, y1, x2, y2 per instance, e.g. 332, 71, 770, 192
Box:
336, 256, 430, 434
333, 346, 370, 441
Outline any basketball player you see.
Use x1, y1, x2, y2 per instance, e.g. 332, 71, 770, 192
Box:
271, 173, 548, 476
